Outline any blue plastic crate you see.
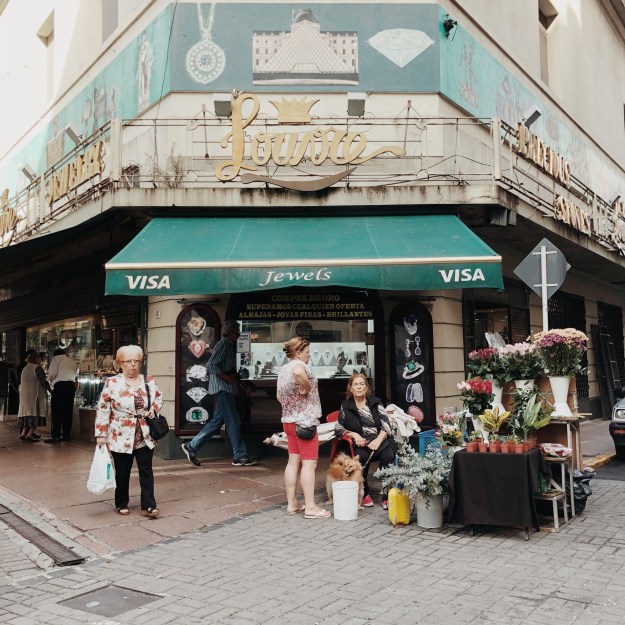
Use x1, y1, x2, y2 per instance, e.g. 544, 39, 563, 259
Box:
418, 429, 440, 455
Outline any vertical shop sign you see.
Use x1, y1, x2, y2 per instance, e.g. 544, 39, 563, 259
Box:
389, 303, 434, 428
176, 304, 220, 435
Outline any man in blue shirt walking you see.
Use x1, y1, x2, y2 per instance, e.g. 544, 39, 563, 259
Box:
182, 320, 257, 467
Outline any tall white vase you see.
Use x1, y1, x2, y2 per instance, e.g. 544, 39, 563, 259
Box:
514, 379, 534, 392
490, 380, 506, 413
415, 493, 443, 529
549, 376, 573, 417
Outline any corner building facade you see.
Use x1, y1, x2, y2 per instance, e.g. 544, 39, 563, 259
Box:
1, 1, 624, 457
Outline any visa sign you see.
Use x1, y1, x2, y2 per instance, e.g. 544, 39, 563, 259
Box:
126, 275, 171, 290
438, 268, 485, 283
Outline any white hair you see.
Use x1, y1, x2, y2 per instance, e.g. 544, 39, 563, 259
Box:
114, 344, 144, 368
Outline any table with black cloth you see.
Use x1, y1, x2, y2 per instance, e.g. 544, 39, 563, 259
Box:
448, 449, 548, 534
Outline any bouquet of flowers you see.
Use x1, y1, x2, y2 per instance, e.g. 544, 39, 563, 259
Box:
435, 411, 464, 448
467, 348, 506, 385
457, 377, 493, 415
531, 328, 588, 377
499, 342, 543, 381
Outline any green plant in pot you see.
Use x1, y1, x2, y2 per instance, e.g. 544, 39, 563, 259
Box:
510, 388, 553, 443
375, 442, 451, 509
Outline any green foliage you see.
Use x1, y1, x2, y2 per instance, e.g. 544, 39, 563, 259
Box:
510, 388, 553, 439
374, 442, 451, 506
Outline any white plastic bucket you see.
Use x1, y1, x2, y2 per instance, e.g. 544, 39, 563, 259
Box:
332, 481, 359, 521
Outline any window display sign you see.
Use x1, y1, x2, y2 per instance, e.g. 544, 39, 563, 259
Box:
237, 332, 251, 353
176, 304, 220, 435
236, 291, 373, 321
389, 303, 434, 428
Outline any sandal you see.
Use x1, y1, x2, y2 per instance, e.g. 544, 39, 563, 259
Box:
142, 507, 159, 518
116, 508, 129, 515
304, 509, 331, 519
286, 504, 306, 515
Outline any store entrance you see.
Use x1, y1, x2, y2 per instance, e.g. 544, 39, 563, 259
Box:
228, 287, 382, 432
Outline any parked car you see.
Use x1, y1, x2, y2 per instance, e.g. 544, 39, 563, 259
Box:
610, 388, 625, 460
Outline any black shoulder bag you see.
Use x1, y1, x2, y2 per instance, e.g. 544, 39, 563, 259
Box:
145, 382, 169, 441
295, 424, 317, 440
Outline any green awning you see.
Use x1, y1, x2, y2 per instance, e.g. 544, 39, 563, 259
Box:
105, 215, 503, 295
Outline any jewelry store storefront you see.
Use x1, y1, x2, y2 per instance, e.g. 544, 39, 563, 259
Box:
105, 213, 503, 443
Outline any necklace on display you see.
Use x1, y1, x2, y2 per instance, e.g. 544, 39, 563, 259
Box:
186, 3, 226, 84
274, 351, 286, 366
321, 350, 333, 366
310, 350, 322, 366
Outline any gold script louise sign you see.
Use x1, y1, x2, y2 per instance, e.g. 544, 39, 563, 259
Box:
216, 94, 404, 182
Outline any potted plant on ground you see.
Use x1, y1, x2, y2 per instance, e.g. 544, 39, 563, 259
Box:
375, 443, 451, 529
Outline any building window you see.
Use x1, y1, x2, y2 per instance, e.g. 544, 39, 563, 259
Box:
538, 0, 558, 85
101, 0, 118, 42
37, 12, 54, 102
548, 291, 588, 399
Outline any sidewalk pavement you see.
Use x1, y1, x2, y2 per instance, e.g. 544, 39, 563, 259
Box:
0, 416, 616, 580
1, 452, 625, 624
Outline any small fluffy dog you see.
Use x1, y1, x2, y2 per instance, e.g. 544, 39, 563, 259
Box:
326, 453, 364, 508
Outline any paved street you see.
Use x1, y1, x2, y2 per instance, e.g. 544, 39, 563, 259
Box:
0, 416, 622, 624
0, 474, 624, 625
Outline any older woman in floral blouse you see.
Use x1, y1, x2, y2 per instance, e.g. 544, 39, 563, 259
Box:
95, 345, 163, 517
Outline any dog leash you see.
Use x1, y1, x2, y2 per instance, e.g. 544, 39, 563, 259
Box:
361, 450, 375, 470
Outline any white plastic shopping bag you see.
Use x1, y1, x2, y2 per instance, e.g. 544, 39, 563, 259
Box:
87, 445, 116, 494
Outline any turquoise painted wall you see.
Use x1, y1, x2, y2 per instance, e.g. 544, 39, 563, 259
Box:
169, 3, 440, 92
439, 7, 617, 194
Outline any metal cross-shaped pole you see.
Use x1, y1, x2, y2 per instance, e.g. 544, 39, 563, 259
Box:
533, 245, 558, 332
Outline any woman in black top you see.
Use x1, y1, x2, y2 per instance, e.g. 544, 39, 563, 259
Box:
337, 373, 397, 509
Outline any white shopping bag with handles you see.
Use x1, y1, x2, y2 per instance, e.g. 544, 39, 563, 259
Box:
87, 445, 116, 494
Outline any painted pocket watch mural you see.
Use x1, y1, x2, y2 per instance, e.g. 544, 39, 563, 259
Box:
390, 302, 434, 427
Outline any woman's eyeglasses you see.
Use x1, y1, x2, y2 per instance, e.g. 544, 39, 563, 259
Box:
121, 359, 142, 365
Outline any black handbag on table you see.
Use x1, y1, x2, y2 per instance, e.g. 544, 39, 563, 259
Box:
295, 424, 317, 440
145, 383, 169, 441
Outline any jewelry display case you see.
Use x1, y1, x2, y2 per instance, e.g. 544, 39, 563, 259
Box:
238, 342, 372, 381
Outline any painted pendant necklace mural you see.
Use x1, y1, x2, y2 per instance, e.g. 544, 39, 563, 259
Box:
186, 3, 225, 84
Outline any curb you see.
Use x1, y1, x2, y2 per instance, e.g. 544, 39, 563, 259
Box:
584, 451, 616, 470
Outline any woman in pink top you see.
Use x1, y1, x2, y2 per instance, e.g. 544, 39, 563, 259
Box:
276, 337, 329, 519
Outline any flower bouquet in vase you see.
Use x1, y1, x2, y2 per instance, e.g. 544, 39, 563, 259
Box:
467, 348, 506, 412
435, 411, 464, 454
499, 342, 543, 390
457, 377, 493, 439
532, 328, 588, 416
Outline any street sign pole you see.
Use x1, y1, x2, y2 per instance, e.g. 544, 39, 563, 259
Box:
514, 238, 570, 335
536, 245, 558, 332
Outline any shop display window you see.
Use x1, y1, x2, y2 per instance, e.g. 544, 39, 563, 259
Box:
228, 289, 379, 431
26, 312, 138, 409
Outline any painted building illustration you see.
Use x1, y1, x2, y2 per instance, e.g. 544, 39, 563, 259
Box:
253, 8, 358, 85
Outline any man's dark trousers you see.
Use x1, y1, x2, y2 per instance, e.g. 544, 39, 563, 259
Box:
51, 381, 76, 441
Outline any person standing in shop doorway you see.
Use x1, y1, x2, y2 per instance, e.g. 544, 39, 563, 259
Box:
182, 320, 257, 467
44, 348, 78, 443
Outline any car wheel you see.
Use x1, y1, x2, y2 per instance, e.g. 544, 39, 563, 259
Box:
615, 447, 625, 461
